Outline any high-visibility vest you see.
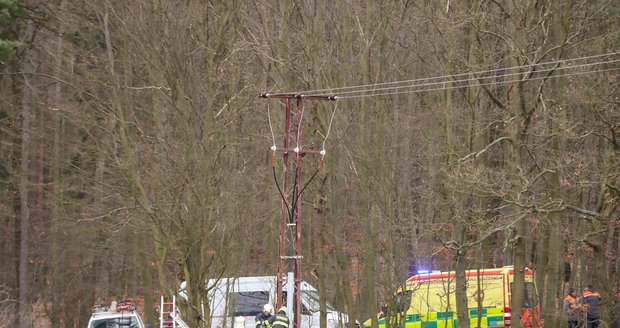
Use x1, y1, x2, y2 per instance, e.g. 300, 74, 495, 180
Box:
256, 318, 272, 328
271, 313, 289, 328
256, 314, 272, 328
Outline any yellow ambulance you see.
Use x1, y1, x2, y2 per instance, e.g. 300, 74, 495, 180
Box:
365, 266, 539, 328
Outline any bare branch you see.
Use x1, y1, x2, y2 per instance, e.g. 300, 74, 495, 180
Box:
565, 204, 599, 217
459, 136, 512, 162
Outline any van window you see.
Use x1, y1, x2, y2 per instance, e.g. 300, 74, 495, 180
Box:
229, 291, 270, 316
303, 290, 336, 312
282, 291, 336, 313
89, 317, 140, 328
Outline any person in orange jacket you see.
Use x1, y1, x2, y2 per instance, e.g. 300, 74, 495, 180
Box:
581, 285, 602, 328
564, 288, 584, 328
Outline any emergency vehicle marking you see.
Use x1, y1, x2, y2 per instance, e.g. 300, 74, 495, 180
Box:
377, 308, 505, 328
365, 266, 539, 328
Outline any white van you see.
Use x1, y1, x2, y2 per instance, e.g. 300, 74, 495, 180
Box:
179, 275, 349, 328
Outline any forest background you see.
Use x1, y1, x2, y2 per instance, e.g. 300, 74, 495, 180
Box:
0, 0, 618, 327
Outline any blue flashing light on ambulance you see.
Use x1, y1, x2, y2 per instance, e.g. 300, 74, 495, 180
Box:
364, 266, 540, 328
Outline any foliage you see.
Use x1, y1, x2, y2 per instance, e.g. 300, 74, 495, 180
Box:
0, 0, 618, 327
0, 39, 17, 61
0, 0, 23, 61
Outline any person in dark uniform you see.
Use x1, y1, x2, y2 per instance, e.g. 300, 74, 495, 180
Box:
256, 304, 274, 328
581, 285, 602, 328
269, 306, 289, 328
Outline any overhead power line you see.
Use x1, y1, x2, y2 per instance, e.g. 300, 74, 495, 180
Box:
338, 66, 619, 99
335, 58, 619, 98
265, 51, 619, 99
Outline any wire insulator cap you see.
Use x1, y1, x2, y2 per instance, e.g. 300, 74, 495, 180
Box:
294, 147, 300, 153
270, 145, 277, 151
320, 150, 326, 156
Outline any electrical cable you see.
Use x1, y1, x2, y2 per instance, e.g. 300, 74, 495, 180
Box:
272, 166, 292, 223
290, 97, 323, 225
338, 66, 620, 99
296, 100, 305, 151
334, 58, 619, 97
298, 168, 321, 201
322, 103, 337, 154
268, 98, 293, 223
268, 99, 330, 229
267, 100, 277, 150
289, 165, 322, 224
289, 168, 299, 224
295, 51, 620, 96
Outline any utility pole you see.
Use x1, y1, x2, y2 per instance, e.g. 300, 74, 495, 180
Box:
259, 93, 336, 328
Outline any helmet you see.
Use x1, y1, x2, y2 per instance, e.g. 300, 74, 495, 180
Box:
278, 306, 287, 314
262, 304, 274, 315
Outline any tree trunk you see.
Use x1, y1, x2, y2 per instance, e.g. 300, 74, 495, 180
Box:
506, 2, 526, 325
49, 1, 68, 325
18, 17, 35, 328
540, 57, 567, 328
454, 243, 470, 328
508, 76, 527, 328
590, 182, 619, 325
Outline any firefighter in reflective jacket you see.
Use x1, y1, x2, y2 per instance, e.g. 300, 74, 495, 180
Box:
256, 304, 274, 328
269, 306, 289, 328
